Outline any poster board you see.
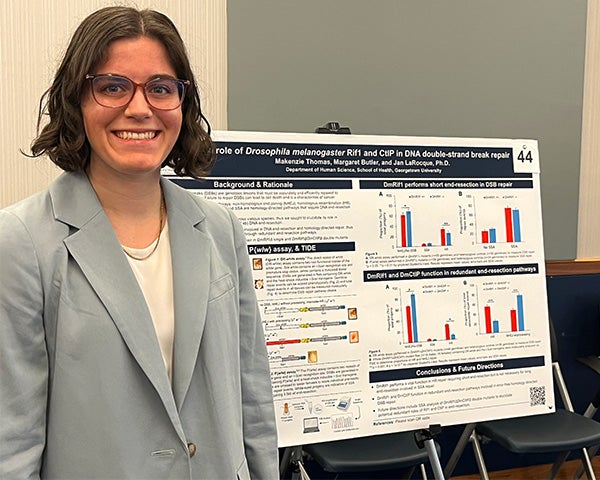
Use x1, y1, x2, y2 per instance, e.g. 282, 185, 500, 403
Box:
164, 130, 554, 447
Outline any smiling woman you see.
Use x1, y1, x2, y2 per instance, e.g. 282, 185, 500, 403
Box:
0, 6, 278, 480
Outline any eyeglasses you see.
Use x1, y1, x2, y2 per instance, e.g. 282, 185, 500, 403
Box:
85, 74, 190, 111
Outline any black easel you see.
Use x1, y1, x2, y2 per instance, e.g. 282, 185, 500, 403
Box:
314, 121, 352, 134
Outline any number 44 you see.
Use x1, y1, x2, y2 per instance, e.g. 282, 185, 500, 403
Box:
517, 150, 533, 162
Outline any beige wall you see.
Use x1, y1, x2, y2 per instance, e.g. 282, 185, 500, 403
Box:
577, 0, 600, 258
0, 0, 226, 208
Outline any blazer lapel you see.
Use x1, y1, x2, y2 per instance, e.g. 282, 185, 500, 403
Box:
161, 178, 211, 411
51, 173, 184, 436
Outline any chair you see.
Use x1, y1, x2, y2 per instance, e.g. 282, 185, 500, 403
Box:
568, 306, 600, 478
443, 317, 600, 480
280, 429, 442, 480
578, 355, 600, 421
577, 301, 600, 424
574, 353, 600, 477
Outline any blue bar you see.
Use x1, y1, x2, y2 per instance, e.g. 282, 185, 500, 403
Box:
512, 210, 521, 242
406, 211, 413, 247
493, 320, 499, 333
446, 232, 452, 246
410, 294, 418, 342
517, 294, 525, 331
489, 228, 497, 243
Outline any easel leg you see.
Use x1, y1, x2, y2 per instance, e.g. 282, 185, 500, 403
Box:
423, 437, 445, 480
415, 425, 445, 480
469, 431, 490, 480
443, 423, 476, 479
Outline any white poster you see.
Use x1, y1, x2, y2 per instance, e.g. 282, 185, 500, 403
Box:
165, 131, 554, 447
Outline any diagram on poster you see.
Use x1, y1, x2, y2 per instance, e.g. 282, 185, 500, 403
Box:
164, 131, 554, 447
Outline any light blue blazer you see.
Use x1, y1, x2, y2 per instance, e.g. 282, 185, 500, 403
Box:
0, 172, 278, 479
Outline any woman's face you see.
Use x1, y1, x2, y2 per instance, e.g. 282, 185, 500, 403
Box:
81, 36, 183, 180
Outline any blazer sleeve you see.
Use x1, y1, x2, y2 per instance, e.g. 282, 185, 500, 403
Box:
0, 210, 47, 480
230, 211, 279, 479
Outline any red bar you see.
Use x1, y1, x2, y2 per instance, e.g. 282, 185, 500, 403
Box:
266, 339, 302, 346
406, 306, 413, 343
482, 230, 489, 243
505, 208, 514, 242
484, 306, 492, 334
510, 309, 518, 331
445, 323, 451, 340
440, 228, 446, 246
401, 215, 407, 247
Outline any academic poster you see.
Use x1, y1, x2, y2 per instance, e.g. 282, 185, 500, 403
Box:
164, 131, 554, 447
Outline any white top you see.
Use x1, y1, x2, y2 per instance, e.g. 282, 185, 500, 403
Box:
122, 221, 174, 382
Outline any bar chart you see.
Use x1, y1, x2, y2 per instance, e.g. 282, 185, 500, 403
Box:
480, 207, 522, 244
482, 293, 525, 334
399, 286, 461, 344
399, 209, 454, 248
379, 190, 538, 251
392, 278, 534, 346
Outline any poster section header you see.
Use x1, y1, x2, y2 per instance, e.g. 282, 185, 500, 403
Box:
211, 141, 532, 179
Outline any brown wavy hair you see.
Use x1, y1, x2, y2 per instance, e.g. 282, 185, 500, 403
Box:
29, 6, 215, 179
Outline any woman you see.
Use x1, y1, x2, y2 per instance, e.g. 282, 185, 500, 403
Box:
0, 7, 278, 479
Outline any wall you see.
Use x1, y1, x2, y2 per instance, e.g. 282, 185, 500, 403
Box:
578, 0, 600, 259
227, 0, 588, 260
